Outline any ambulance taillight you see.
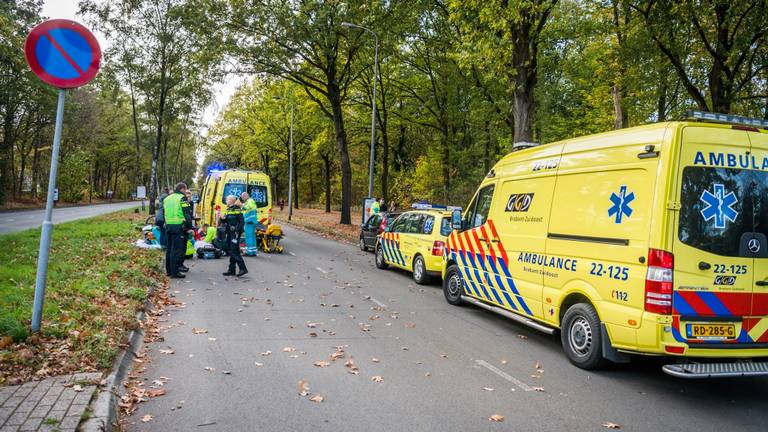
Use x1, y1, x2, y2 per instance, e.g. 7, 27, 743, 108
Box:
431, 241, 446, 256
645, 249, 674, 315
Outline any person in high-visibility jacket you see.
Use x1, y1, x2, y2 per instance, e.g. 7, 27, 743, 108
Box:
240, 191, 259, 256
220, 195, 248, 277
163, 183, 192, 278
371, 199, 381, 215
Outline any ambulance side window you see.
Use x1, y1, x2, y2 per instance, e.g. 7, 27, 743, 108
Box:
390, 216, 407, 233
470, 185, 495, 228
404, 214, 424, 234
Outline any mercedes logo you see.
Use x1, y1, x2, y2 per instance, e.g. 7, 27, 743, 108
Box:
748, 238, 761, 254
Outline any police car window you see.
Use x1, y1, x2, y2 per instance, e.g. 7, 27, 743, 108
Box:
422, 216, 435, 234
471, 185, 495, 228
679, 167, 756, 257
405, 214, 423, 234
248, 185, 269, 208
440, 217, 452, 237
221, 183, 247, 203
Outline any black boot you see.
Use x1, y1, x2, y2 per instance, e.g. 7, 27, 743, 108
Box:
178, 265, 190, 273
236, 269, 249, 277
223, 267, 236, 276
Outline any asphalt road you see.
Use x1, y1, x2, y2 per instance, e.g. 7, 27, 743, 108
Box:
0, 201, 140, 234
127, 225, 768, 432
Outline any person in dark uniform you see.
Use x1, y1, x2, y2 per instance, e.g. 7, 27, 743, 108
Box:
220, 195, 248, 277
163, 183, 192, 278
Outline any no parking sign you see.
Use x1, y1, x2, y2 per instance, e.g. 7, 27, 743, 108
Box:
25, 19, 101, 332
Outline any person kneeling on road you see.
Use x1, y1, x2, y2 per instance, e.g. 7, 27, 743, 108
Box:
220, 195, 248, 277
163, 182, 192, 278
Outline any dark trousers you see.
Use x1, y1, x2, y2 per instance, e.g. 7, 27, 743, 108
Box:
165, 224, 186, 276
227, 235, 247, 273
157, 222, 166, 248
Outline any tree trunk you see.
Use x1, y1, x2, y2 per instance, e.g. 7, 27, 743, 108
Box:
322, 154, 331, 213
308, 163, 316, 203
148, 51, 168, 215
511, 23, 536, 143
128, 67, 142, 188
612, 85, 625, 129
380, 110, 390, 205
328, 83, 352, 224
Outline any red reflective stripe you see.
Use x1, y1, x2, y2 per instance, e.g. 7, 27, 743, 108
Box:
679, 291, 715, 316
462, 231, 475, 255
487, 220, 508, 264
752, 293, 768, 316
714, 292, 751, 316
457, 232, 469, 255
471, 230, 486, 256
480, 225, 497, 263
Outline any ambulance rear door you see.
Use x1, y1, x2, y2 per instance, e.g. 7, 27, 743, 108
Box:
673, 126, 755, 345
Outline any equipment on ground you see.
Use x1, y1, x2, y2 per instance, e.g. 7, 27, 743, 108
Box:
258, 224, 284, 253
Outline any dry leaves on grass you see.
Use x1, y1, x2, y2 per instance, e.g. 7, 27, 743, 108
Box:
489, 414, 505, 422
602, 422, 621, 429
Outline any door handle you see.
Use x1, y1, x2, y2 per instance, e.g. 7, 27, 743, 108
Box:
490, 239, 500, 243
698, 261, 711, 271
757, 281, 768, 287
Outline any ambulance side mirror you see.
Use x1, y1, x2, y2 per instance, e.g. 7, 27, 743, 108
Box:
451, 209, 463, 231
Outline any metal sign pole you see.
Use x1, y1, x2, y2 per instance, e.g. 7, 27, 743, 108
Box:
31, 89, 66, 333
288, 104, 294, 221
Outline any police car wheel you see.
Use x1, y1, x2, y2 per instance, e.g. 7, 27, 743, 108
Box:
412, 255, 430, 285
359, 237, 368, 251
375, 246, 388, 269
560, 303, 607, 370
443, 265, 464, 306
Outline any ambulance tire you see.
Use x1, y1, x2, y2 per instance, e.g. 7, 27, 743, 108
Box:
412, 255, 431, 285
442, 264, 464, 306
375, 245, 389, 269
560, 303, 607, 370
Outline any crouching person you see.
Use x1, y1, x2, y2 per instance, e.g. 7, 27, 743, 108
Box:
220, 195, 248, 277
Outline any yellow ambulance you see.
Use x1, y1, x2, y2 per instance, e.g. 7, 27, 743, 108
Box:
197, 169, 272, 227
375, 204, 456, 284
443, 111, 768, 378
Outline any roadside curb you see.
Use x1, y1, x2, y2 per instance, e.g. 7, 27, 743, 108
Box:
80, 279, 158, 431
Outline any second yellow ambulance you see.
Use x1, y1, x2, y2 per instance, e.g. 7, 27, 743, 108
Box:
197, 169, 273, 227
443, 111, 768, 378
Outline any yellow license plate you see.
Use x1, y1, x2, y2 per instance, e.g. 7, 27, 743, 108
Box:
686, 323, 736, 339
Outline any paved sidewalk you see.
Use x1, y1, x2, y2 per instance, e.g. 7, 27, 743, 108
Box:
0, 373, 101, 432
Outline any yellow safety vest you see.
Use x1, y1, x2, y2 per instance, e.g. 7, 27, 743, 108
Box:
163, 193, 188, 225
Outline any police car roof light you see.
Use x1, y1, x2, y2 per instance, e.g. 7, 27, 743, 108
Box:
684, 110, 768, 129
411, 202, 462, 212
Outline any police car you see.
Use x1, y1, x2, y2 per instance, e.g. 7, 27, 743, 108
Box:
443, 111, 768, 378
375, 203, 458, 284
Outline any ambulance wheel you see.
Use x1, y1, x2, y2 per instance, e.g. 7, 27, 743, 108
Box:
443, 264, 464, 306
560, 303, 607, 370
375, 246, 388, 269
412, 255, 431, 285
359, 236, 368, 252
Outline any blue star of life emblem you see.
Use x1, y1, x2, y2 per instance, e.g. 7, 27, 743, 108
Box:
608, 185, 635, 224
700, 184, 738, 229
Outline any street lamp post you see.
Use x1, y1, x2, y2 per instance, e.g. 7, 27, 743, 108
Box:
341, 22, 378, 199
274, 95, 295, 221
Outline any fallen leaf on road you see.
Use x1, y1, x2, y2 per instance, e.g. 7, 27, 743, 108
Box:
72, 385, 83, 392
330, 351, 344, 361
500, 359, 508, 365
314, 361, 331, 368
440, 353, 447, 358
489, 414, 505, 422
534, 362, 541, 369
307, 322, 320, 328
192, 328, 208, 334
602, 422, 621, 429
345, 358, 358, 371
308, 332, 318, 337
482, 387, 494, 392
348, 370, 360, 375
371, 376, 384, 383
425, 372, 431, 377
298, 380, 310, 396
203, 367, 215, 372
159, 348, 174, 355
222, 370, 231, 375
147, 389, 166, 398
517, 334, 528, 340
309, 395, 324, 403
532, 387, 545, 392
401, 347, 409, 351
141, 414, 153, 423
208, 337, 217, 341
254, 362, 264, 367
405, 323, 416, 329
261, 351, 272, 356
283, 347, 296, 352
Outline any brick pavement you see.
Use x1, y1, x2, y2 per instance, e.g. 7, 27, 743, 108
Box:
0, 373, 101, 432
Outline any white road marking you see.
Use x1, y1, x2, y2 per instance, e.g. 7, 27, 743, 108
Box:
288, 252, 296, 256
369, 297, 388, 308
475, 359, 533, 392
315, 267, 329, 274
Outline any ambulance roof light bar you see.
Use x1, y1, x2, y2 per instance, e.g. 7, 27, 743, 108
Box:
411, 202, 462, 212
512, 141, 540, 152
684, 110, 768, 129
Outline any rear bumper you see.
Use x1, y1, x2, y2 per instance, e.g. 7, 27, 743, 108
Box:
662, 361, 768, 379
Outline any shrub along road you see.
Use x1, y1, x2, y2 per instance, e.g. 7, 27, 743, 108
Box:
125, 225, 768, 432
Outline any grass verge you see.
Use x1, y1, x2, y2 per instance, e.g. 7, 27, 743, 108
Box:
0, 209, 165, 385
273, 207, 360, 244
